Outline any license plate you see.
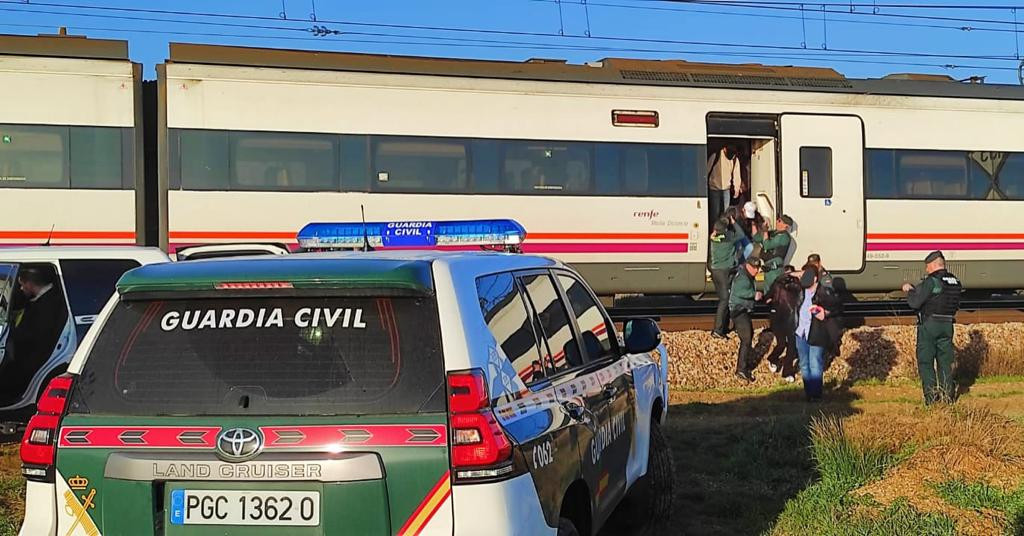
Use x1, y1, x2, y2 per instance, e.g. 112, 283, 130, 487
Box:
169, 490, 320, 526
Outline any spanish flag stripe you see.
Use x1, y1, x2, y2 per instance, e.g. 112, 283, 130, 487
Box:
397, 471, 451, 535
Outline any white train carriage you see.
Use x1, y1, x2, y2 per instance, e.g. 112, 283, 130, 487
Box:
0, 34, 147, 247
152, 44, 1021, 295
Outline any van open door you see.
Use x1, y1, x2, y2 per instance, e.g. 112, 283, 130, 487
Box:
0, 263, 18, 366
780, 114, 865, 272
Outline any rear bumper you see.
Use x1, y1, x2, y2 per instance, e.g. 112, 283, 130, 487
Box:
451, 474, 555, 535
19, 481, 56, 536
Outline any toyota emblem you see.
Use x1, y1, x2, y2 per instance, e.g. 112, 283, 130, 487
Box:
216, 428, 263, 462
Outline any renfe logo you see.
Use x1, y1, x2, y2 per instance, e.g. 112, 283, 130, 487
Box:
633, 210, 660, 220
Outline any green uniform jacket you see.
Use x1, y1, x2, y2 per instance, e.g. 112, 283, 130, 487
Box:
709, 222, 744, 271
906, 275, 940, 311
753, 229, 791, 269
728, 269, 757, 312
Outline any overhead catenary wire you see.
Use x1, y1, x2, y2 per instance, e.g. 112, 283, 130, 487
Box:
4, 0, 1024, 80
1, 2, 1019, 63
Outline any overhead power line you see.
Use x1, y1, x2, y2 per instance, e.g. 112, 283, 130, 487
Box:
560, 0, 1020, 34
4, 20, 1017, 74
1, 1, 1019, 63
643, 0, 1024, 27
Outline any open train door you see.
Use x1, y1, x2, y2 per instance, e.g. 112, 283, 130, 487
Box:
780, 114, 865, 272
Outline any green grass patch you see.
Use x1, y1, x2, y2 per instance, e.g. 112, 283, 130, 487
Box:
970, 375, 1024, 385
809, 417, 906, 489
771, 416, 947, 535
933, 480, 1024, 535
965, 390, 1024, 400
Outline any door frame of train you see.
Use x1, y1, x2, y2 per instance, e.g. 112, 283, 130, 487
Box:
778, 113, 867, 274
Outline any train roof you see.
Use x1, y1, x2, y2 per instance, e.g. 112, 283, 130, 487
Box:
0, 32, 129, 61
167, 42, 1024, 102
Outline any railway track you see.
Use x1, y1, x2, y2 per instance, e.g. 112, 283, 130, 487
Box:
609, 298, 1024, 332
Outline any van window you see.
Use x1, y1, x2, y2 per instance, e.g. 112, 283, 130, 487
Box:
556, 274, 615, 362
477, 273, 546, 385
60, 259, 141, 340
519, 273, 582, 375
70, 296, 446, 416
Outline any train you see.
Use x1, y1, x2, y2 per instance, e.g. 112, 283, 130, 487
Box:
3, 32, 1024, 296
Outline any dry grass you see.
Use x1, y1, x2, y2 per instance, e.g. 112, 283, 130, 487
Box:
0, 444, 23, 536
775, 403, 1024, 535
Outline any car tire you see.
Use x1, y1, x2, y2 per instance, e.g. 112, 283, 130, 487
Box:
557, 517, 580, 536
607, 420, 675, 535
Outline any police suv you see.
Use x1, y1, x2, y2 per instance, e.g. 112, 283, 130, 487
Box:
19, 220, 673, 536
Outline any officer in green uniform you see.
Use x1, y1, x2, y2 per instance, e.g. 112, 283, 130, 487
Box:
729, 257, 762, 383
903, 250, 962, 405
753, 214, 794, 292
709, 216, 745, 339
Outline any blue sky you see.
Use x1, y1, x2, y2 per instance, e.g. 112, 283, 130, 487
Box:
4, 0, 1024, 84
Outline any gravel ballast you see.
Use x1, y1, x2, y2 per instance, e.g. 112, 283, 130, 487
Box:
664, 323, 1024, 390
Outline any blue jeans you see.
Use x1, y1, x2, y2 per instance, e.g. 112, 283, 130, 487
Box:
709, 188, 730, 224
796, 335, 825, 399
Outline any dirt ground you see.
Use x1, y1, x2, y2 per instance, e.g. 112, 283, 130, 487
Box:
2, 380, 1023, 534
663, 379, 1024, 535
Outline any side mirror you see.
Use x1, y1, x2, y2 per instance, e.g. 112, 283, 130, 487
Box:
624, 318, 662, 354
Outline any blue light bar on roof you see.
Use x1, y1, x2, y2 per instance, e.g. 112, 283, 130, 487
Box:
297, 219, 527, 250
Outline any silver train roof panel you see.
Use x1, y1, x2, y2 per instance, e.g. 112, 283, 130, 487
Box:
167, 42, 1024, 102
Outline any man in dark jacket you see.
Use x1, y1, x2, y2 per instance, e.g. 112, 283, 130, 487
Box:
6, 267, 68, 399
710, 217, 745, 339
903, 250, 962, 405
729, 257, 762, 383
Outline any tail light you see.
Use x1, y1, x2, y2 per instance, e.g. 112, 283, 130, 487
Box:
447, 369, 519, 481
21, 374, 74, 481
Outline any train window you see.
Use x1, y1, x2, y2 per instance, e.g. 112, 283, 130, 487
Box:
476, 272, 547, 387
69, 127, 123, 189
372, 137, 468, 192
519, 272, 583, 376
502, 141, 592, 195
799, 146, 833, 198
0, 124, 69, 188
339, 135, 370, 191
232, 132, 339, 191
897, 151, 968, 199
866, 149, 898, 198
622, 144, 703, 197
998, 154, 1024, 200
470, 140, 501, 193
179, 130, 230, 190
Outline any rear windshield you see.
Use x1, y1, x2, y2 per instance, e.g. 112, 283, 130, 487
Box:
69, 296, 445, 416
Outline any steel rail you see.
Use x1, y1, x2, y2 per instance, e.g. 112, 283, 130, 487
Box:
608, 298, 1024, 321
